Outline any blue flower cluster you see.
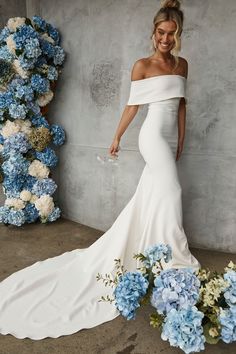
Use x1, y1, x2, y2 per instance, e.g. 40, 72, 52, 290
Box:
0, 15, 65, 226
50, 124, 65, 145
3, 132, 31, 156
113, 271, 149, 320
219, 306, 236, 343
151, 268, 200, 315
161, 306, 205, 354
35, 147, 58, 167
143, 243, 172, 268
223, 270, 236, 307
32, 178, 57, 196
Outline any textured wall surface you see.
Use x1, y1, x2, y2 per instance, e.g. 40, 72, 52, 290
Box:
1, 1, 235, 253
0, 0, 26, 205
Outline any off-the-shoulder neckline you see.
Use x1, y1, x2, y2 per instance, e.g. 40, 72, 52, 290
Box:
131, 74, 186, 83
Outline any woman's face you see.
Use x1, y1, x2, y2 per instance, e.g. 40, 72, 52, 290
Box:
154, 20, 177, 53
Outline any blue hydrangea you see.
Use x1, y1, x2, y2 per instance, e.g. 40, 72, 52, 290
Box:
113, 271, 149, 320
151, 268, 200, 315
32, 16, 47, 31
2, 174, 26, 197
219, 306, 236, 343
2, 153, 30, 177
0, 26, 11, 42
35, 55, 47, 67
161, 306, 205, 354
35, 147, 58, 167
47, 23, 60, 45
27, 101, 41, 114
0, 45, 14, 61
0, 206, 10, 223
24, 38, 42, 59
47, 206, 61, 222
7, 209, 25, 226
0, 133, 4, 144
53, 46, 65, 65
3, 132, 30, 155
32, 178, 57, 196
14, 84, 34, 101
18, 54, 37, 70
143, 244, 172, 268
50, 124, 65, 145
23, 175, 37, 191
47, 66, 58, 80
40, 39, 55, 58
13, 25, 38, 50
223, 270, 236, 307
0, 91, 15, 110
31, 113, 50, 128
9, 102, 27, 119
31, 74, 50, 94
24, 203, 39, 223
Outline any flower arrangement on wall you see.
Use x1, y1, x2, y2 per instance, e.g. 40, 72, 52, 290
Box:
97, 244, 236, 354
0, 16, 66, 226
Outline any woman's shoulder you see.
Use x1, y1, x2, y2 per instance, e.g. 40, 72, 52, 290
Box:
130, 58, 149, 81
177, 56, 188, 78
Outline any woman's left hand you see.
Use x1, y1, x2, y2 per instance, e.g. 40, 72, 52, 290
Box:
176, 141, 184, 161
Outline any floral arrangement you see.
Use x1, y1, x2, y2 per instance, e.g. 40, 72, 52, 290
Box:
0, 16, 66, 226
97, 244, 236, 353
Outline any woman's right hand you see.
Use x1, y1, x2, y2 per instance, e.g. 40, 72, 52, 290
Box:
109, 138, 120, 157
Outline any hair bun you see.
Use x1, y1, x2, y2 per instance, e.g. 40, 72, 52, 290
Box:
161, 0, 181, 10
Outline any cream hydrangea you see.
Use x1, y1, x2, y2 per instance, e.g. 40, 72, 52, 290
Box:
28, 160, 50, 179
5, 198, 25, 210
13, 59, 29, 79
36, 90, 54, 107
7, 17, 26, 32
41, 33, 55, 44
1, 120, 20, 138
34, 195, 54, 217
20, 190, 32, 202
6, 34, 16, 54
15, 119, 32, 136
30, 194, 39, 204
199, 276, 229, 307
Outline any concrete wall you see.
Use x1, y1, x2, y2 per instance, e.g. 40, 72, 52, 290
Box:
1, 1, 236, 253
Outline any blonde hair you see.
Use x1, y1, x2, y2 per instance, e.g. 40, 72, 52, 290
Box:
151, 0, 184, 69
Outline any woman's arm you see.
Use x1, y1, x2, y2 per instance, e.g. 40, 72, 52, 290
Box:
176, 58, 188, 161
109, 60, 145, 157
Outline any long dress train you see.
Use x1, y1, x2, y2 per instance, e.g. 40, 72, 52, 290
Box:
0, 74, 201, 340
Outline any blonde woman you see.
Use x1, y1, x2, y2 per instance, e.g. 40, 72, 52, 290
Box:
0, 0, 201, 340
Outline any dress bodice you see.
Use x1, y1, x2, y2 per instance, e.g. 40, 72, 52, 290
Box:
127, 74, 186, 106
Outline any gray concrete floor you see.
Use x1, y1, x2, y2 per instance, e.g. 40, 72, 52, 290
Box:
0, 218, 236, 354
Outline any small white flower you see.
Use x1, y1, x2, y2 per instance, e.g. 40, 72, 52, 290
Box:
15, 119, 32, 136
35, 195, 54, 217
41, 33, 55, 44
30, 194, 39, 204
0, 144, 3, 152
6, 34, 16, 54
36, 90, 54, 107
1, 120, 20, 138
28, 160, 50, 179
5, 198, 25, 210
209, 327, 219, 338
7, 17, 26, 32
20, 190, 32, 202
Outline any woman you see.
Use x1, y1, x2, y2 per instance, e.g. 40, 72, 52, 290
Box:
0, 0, 201, 340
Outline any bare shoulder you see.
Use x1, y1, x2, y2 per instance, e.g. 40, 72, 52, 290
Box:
178, 56, 188, 78
130, 58, 148, 81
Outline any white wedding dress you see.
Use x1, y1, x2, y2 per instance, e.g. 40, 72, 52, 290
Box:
0, 74, 201, 340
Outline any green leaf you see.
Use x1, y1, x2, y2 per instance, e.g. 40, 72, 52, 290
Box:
203, 322, 220, 344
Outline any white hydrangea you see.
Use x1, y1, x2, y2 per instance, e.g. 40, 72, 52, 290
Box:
28, 160, 50, 179
35, 195, 54, 217
36, 90, 54, 107
7, 17, 26, 31
1, 120, 20, 138
20, 190, 32, 202
30, 194, 39, 204
41, 33, 55, 44
5, 198, 25, 210
15, 119, 32, 136
13, 59, 29, 79
6, 34, 16, 54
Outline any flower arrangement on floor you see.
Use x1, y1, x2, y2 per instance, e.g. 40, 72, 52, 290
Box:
96, 244, 236, 354
0, 16, 66, 226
